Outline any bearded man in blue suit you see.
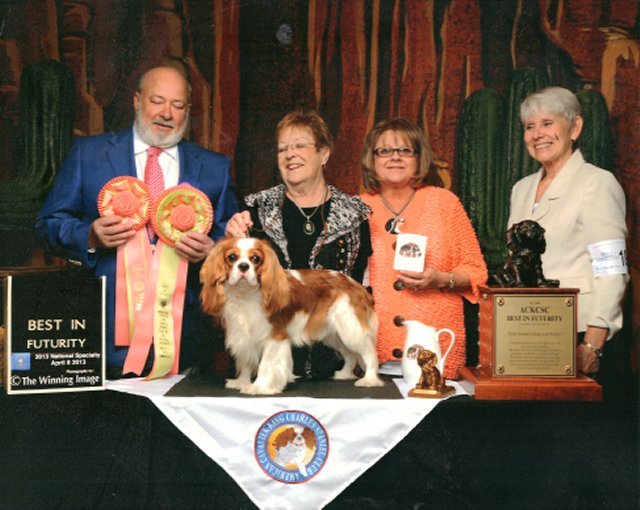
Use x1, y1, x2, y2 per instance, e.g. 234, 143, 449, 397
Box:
37, 66, 238, 377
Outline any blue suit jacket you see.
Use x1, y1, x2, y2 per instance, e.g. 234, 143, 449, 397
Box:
36, 129, 238, 369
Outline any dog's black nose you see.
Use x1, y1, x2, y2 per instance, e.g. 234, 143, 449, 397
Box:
238, 262, 250, 273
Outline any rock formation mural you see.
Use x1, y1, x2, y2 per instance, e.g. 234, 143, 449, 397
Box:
0, 0, 638, 355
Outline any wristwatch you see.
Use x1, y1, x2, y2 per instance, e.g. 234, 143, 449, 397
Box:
584, 341, 603, 358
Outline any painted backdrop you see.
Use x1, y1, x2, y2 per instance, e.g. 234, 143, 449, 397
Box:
0, 0, 638, 353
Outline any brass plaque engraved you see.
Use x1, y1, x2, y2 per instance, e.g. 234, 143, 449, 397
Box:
493, 294, 575, 377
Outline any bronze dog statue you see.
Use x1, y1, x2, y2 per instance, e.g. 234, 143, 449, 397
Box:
491, 220, 559, 288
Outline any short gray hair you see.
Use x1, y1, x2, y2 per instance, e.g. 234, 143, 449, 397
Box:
520, 86, 581, 127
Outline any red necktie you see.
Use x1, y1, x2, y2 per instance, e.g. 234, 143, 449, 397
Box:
145, 146, 165, 199
145, 146, 164, 239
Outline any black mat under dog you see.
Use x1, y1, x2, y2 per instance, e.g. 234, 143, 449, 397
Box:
165, 375, 403, 399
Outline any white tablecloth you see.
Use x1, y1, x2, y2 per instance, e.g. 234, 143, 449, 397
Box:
108, 376, 468, 510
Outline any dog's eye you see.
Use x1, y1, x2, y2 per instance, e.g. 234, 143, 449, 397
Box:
250, 255, 262, 265
227, 253, 238, 263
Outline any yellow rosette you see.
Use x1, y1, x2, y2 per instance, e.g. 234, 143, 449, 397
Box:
151, 185, 214, 246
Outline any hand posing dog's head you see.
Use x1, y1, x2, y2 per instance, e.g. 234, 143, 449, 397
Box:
200, 237, 383, 395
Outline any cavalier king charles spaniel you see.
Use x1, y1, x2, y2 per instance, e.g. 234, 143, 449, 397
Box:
273, 426, 316, 475
200, 237, 383, 395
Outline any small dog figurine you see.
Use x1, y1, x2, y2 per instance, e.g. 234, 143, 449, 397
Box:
200, 237, 383, 395
415, 348, 445, 392
491, 220, 559, 288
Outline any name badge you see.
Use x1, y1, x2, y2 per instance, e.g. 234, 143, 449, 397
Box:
588, 239, 628, 277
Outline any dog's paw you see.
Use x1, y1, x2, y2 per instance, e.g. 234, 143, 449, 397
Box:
333, 369, 357, 380
355, 376, 384, 387
241, 382, 283, 395
225, 378, 251, 391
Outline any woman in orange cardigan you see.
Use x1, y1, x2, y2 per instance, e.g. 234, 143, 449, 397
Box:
360, 118, 487, 379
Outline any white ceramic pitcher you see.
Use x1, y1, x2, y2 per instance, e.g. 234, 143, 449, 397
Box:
398, 320, 455, 387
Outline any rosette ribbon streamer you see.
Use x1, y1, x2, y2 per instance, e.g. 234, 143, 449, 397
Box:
123, 185, 213, 379
97, 177, 153, 348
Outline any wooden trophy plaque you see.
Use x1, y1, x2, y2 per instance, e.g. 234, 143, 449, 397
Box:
460, 286, 602, 401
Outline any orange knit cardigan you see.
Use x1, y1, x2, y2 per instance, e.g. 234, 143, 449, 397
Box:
362, 186, 488, 379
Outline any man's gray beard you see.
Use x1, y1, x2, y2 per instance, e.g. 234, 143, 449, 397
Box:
134, 107, 188, 148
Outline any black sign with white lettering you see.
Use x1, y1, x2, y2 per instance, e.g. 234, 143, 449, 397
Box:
4, 271, 105, 394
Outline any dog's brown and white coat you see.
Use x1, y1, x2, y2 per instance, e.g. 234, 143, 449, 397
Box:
200, 237, 382, 394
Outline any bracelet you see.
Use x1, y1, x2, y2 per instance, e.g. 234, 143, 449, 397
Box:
448, 272, 455, 290
584, 341, 603, 358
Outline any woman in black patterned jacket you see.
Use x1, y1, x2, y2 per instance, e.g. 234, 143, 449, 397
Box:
225, 109, 372, 379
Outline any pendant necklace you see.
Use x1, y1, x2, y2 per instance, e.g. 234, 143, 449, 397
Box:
380, 189, 417, 233
288, 186, 329, 236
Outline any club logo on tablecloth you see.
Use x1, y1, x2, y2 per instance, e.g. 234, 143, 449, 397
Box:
255, 410, 329, 484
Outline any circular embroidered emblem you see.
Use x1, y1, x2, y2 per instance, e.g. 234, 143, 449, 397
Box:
255, 410, 329, 484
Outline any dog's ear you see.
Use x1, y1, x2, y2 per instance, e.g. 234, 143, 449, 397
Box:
505, 224, 516, 250
200, 240, 229, 316
258, 240, 290, 313
512, 222, 526, 246
532, 223, 546, 253
302, 427, 317, 449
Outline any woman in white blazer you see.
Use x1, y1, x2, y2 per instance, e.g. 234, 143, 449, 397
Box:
508, 87, 628, 376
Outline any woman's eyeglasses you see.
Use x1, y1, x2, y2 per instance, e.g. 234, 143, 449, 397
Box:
373, 146, 417, 158
276, 142, 316, 155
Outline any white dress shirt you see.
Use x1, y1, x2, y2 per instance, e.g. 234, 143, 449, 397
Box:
132, 128, 180, 189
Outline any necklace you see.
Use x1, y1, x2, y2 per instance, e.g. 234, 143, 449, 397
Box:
288, 186, 329, 236
380, 189, 416, 233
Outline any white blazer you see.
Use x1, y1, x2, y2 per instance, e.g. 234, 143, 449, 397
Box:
508, 150, 628, 337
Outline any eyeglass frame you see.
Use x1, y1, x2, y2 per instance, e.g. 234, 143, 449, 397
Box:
373, 146, 418, 158
275, 142, 317, 155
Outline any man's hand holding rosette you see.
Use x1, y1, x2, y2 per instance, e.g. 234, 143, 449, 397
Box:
150, 185, 214, 263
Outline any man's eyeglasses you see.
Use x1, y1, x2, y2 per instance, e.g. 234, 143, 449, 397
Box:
276, 142, 316, 155
373, 146, 417, 158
